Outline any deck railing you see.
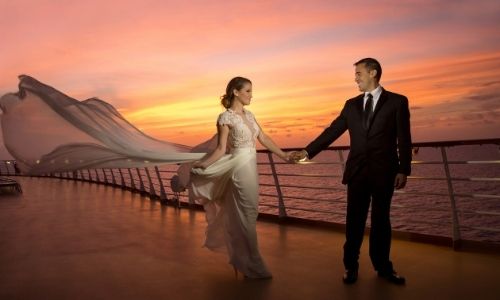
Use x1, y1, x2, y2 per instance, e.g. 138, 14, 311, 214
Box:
1, 138, 499, 248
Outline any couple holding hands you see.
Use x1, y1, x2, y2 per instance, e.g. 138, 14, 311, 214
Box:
189, 57, 412, 284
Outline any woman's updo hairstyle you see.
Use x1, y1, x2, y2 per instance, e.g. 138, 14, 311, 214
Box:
220, 76, 252, 108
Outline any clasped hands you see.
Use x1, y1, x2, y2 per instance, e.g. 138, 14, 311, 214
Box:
283, 150, 309, 163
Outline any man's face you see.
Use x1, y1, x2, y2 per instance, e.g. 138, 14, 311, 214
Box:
354, 63, 376, 92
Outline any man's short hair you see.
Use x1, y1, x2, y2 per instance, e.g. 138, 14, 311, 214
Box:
354, 58, 382, 82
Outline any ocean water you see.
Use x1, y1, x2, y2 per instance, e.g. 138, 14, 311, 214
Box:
142, 144, 498, 243
144, 144, 499, 243
3, 144, 498, 243
255, 144, 500, 243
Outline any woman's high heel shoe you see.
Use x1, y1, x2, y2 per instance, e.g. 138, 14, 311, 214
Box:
233, 266, 239, 279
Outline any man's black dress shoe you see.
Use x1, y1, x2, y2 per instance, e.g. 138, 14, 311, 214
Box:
378, 271, 406, 285
342, 269, 358, 284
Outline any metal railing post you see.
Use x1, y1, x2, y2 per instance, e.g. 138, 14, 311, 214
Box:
102, 169, 109, 185
145, 167, 156, 198
5, 161, 10, 175
441, 146, 462, 249
109, 169, 117, 186
267, 152, 287, 218
136, 168, 146, 194
154, 166, 168, 202
128, 168, 136, 190
93, 169, 100, 183
337, 149, 346, 173
118, 169, 126, 188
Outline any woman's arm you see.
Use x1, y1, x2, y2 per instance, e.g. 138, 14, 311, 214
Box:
256, 123, 289, 161
192, 124, 230, 169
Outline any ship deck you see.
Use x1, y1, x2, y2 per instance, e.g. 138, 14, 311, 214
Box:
1, 177, 499, 300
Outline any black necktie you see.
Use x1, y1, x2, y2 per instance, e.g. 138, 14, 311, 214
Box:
363, 93, 373, 130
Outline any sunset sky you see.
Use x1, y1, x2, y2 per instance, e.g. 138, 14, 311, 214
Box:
1, 0, 499, 157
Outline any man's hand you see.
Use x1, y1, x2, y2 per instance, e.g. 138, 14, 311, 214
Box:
394, 173, 407, 189
289, 150, 308, 163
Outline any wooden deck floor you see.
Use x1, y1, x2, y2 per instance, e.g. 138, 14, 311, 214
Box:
0, 177, 499, 300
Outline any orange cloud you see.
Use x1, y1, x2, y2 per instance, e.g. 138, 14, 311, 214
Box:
1, 0, 499, 153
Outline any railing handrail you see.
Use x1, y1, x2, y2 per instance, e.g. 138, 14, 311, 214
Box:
0, 138, 498, 161
257, 137, 500, 152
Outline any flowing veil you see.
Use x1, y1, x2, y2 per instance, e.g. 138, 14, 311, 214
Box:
0, 75, 206, 174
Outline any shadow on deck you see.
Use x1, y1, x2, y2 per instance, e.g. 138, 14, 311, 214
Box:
0, 177, 499, 300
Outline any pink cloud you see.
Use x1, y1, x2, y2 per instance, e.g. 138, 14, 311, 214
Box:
0, 0, 499, 152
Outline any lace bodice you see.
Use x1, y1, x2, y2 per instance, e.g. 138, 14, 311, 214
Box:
217, 109, 260, 149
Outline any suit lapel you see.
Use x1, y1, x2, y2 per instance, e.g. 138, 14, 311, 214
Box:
354, 94, 364, 123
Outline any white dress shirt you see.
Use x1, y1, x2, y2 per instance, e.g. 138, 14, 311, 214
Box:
364, 85, 383, 111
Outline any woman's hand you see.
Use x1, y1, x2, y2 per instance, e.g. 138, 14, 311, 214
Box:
192, 161, 207, 169
280, 151, 292, 162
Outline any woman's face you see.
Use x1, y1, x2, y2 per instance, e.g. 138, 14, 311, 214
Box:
234, 83, 252, 106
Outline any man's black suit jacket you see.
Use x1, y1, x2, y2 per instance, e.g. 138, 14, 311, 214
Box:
305, 88, 412, 184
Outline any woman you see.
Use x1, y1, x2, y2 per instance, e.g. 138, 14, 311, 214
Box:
189, 76, 289, 279
0, 75, 287, 279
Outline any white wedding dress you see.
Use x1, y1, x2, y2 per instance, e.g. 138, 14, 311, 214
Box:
189, 109, 272, 279
1, 76, 271, 278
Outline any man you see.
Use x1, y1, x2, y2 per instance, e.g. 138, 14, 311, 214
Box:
291, 58, 412, 285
